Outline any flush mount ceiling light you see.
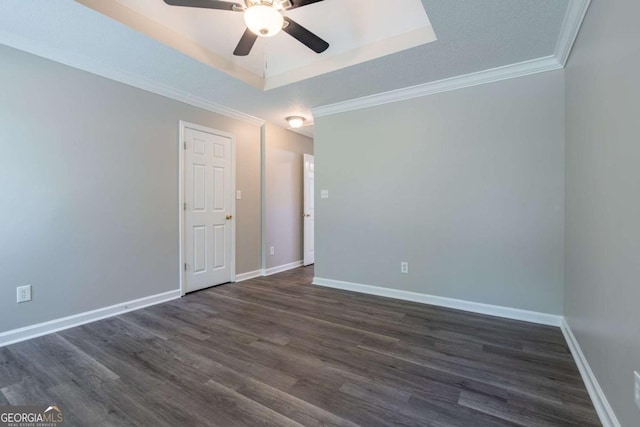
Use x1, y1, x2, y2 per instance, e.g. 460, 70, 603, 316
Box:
286, 116, 306, 128
164, 0, 329, 56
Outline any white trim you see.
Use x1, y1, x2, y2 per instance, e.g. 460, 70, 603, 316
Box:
178, 120, 187, 296
183, 93, 264, 127
179, 121, 237, 296
230, 128, 237, 285
236, 262, 305, 281
312, 277, 562, 327
234, 270, 263, 282
554, 0, 592, 66
561, 319, 621, 427
260, 125, 267, 273
263, 260, 304, 277
179, 121, 186, 296
0, 31, 265, 127
0, 290, 180, 348
312, 56, 561, 117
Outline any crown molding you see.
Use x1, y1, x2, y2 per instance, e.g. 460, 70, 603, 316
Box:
312, 56, 561, 117
312, 0, 591, 118
181, 93, 265, 127
0, 31, 266, 127
555, 0, 592, 66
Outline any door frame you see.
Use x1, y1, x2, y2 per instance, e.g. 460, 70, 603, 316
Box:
303, 153, 314, 266
178, 120, 236, 296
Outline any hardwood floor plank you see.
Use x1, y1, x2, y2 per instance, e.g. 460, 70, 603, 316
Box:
204, 379, 305, 427
58, 325, 167, 393
0, 389, 9, 406
169, 334, 299, 391
0, 347, 32, 388
6, 334, 119, 390
236, 376, 359, 427
407, 391, 521, 427
288, 377, 422, 427
48, 381, 132, 427
458, 389, 600, 426
1, 376, 52, 406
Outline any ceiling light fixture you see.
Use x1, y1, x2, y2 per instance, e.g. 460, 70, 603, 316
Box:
287, 116, 306, 128
244, 4, 284, 37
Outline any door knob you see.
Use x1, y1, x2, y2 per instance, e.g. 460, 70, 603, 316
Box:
226, 215, 233, 220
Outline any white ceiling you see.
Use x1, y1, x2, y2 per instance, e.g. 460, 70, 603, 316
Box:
0, 0, 571, 137
103, 0, 436, 89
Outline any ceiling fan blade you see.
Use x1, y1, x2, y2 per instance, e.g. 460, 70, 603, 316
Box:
283, 17, 329, 54
233, 28, 258, 56
286, 0, 324, 10
163, 0, 242, 11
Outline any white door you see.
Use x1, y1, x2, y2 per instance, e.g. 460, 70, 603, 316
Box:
303, 154, 315, 266
184, 125, 233, 293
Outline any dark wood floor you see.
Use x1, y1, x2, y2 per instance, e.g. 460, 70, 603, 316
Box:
0, 266, 599, 426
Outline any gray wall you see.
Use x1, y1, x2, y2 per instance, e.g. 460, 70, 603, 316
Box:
564, 1, 640, 425
264, 123, 313, 269
0, 44, 262, 332
314, 71, 565, 314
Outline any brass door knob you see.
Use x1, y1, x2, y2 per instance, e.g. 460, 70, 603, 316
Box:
226, 215, 233, 220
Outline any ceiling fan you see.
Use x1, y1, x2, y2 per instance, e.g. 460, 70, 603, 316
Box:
163, 0, 329, 56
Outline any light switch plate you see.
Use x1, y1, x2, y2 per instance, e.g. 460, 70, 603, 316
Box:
320, 190, 329, 199
236, 190, 242, 200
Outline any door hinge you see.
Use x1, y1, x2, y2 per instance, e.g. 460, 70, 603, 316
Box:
184, 202, 187, 211
184, 263, 188, 271
183, 141, 187, 150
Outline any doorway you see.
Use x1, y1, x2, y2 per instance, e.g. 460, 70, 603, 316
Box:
303, 153, 315, 266
179, 121, 236, 294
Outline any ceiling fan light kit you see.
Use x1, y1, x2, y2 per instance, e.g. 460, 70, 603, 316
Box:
164, 0, 329, 56
244, 4, 284, 37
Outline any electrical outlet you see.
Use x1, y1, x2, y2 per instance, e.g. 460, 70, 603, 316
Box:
320, 190, 329, 199
269, 246, 275, 256
401, 262, 409, 274
17, 285, 32, 303
634, 371, 640, 410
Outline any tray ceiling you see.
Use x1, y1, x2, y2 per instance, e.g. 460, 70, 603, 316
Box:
80, 0, 437, 90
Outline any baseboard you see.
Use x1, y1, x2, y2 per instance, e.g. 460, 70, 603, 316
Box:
312, 277, 562, 327
234, 269, 263, 282
263, 260, 304, 277
561, 318, 621, 427
0, 289, 181, 348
